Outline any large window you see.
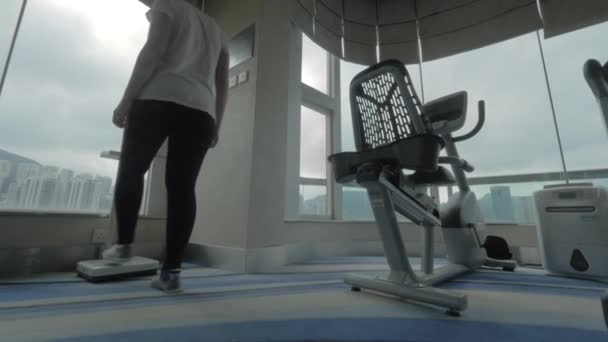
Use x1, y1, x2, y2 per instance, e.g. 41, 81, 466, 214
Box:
298, 33, 335, 218
299, 105, 329, 216
0, 0, 149, 213
542, 22, 608, 171
301, 34, 330, 95
421, 32, 565, 224
298, 20, 608, 225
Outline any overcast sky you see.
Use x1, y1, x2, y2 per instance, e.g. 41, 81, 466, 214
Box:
0, 0, 149, 179
1, 1, 608, 201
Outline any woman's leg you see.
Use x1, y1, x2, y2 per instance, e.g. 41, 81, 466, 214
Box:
114, 100, 169, 245
163, 109, 214, 270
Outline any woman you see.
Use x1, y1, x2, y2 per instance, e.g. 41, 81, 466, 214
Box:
102, 0, 230, 294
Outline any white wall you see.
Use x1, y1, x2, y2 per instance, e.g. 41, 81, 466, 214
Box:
189, 0, 261, 249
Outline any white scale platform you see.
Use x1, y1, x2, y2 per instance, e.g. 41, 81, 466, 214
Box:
77, 256, 159, 283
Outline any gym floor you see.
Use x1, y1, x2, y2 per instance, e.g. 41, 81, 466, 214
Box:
1, 257, 606, 341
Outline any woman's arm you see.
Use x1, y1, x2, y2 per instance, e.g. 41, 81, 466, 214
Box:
113, 11, 171, 127
210, 47, 229, 147
215, 48, 230, 128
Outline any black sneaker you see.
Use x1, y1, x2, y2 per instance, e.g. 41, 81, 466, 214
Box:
151, 270, 182, 294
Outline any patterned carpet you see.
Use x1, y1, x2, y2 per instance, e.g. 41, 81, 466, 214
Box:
0, 257, 606, 341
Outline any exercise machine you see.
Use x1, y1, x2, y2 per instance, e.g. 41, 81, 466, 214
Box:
328, 60, 516, 315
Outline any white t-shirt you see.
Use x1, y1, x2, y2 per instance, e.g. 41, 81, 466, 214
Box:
138, 0, 227, 119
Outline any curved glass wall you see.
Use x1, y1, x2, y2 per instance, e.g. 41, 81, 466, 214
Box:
0, 0, 149, 213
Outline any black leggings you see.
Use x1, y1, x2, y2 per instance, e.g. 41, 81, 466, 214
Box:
114, 99, 214, 270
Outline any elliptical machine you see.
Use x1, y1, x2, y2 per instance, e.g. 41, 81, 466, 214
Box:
328, 60, 516, 315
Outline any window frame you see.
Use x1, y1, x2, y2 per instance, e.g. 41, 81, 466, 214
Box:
290, 30, 342, 220
0, 1, 155, 218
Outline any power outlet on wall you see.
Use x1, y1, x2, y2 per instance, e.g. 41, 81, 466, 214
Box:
237, 71, 249, 84
90, 228, 109, 244
228, 75, 237, 88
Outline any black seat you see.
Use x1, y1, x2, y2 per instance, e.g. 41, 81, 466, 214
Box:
328, 60, 453, 188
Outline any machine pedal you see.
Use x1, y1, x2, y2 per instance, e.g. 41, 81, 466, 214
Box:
445, 309, 461, 317
483, 235, 513, 260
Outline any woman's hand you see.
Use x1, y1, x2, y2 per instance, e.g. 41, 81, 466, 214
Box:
210, 124, 219, 148
113, 99, 132, 128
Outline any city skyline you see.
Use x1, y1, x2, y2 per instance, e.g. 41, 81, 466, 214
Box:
0, 150, 114, 213
302, 185, 538, 225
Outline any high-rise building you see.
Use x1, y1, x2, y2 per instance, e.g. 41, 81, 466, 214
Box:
100, 193, 113, 212
58, 169, 74, 182
40, 166, 59, 178
37, 177, 59, 209
0, 160, 12, 192
67, 174, 95, 211
490, 186, 515, 222
55, 179, 73, 210
92, 176, 112, 212
0, 160, 11, 179
0, 176, 6, 195
6, 182, 19, 208
477, 192, 496, 222
16, 163, 40, 183
513, 196, 536, 225
19, 178, 40, 209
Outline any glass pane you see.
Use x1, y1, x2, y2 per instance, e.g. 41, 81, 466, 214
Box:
473, 182, 557, 224
300, 105, 327, 178
340, 60, 422, 152
299, 185, 327, 216
0, 0, 149, 213
302, 33, 329, 94
341, 184, 411, 222
471, 173, 608, 225
228, 24, 255, 68
0, 0, 23, 77
341, 185, 373, 221
421, 32, 565, 223
542, 22, 608, 172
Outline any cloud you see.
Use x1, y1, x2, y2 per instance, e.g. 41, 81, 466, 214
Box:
0, 0, 148, 178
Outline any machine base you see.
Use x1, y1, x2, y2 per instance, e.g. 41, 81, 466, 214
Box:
344, 268, 469, 312
77, 256, 159, 283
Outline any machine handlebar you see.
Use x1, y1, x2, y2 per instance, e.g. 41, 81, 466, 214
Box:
453, 100, 485, 143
